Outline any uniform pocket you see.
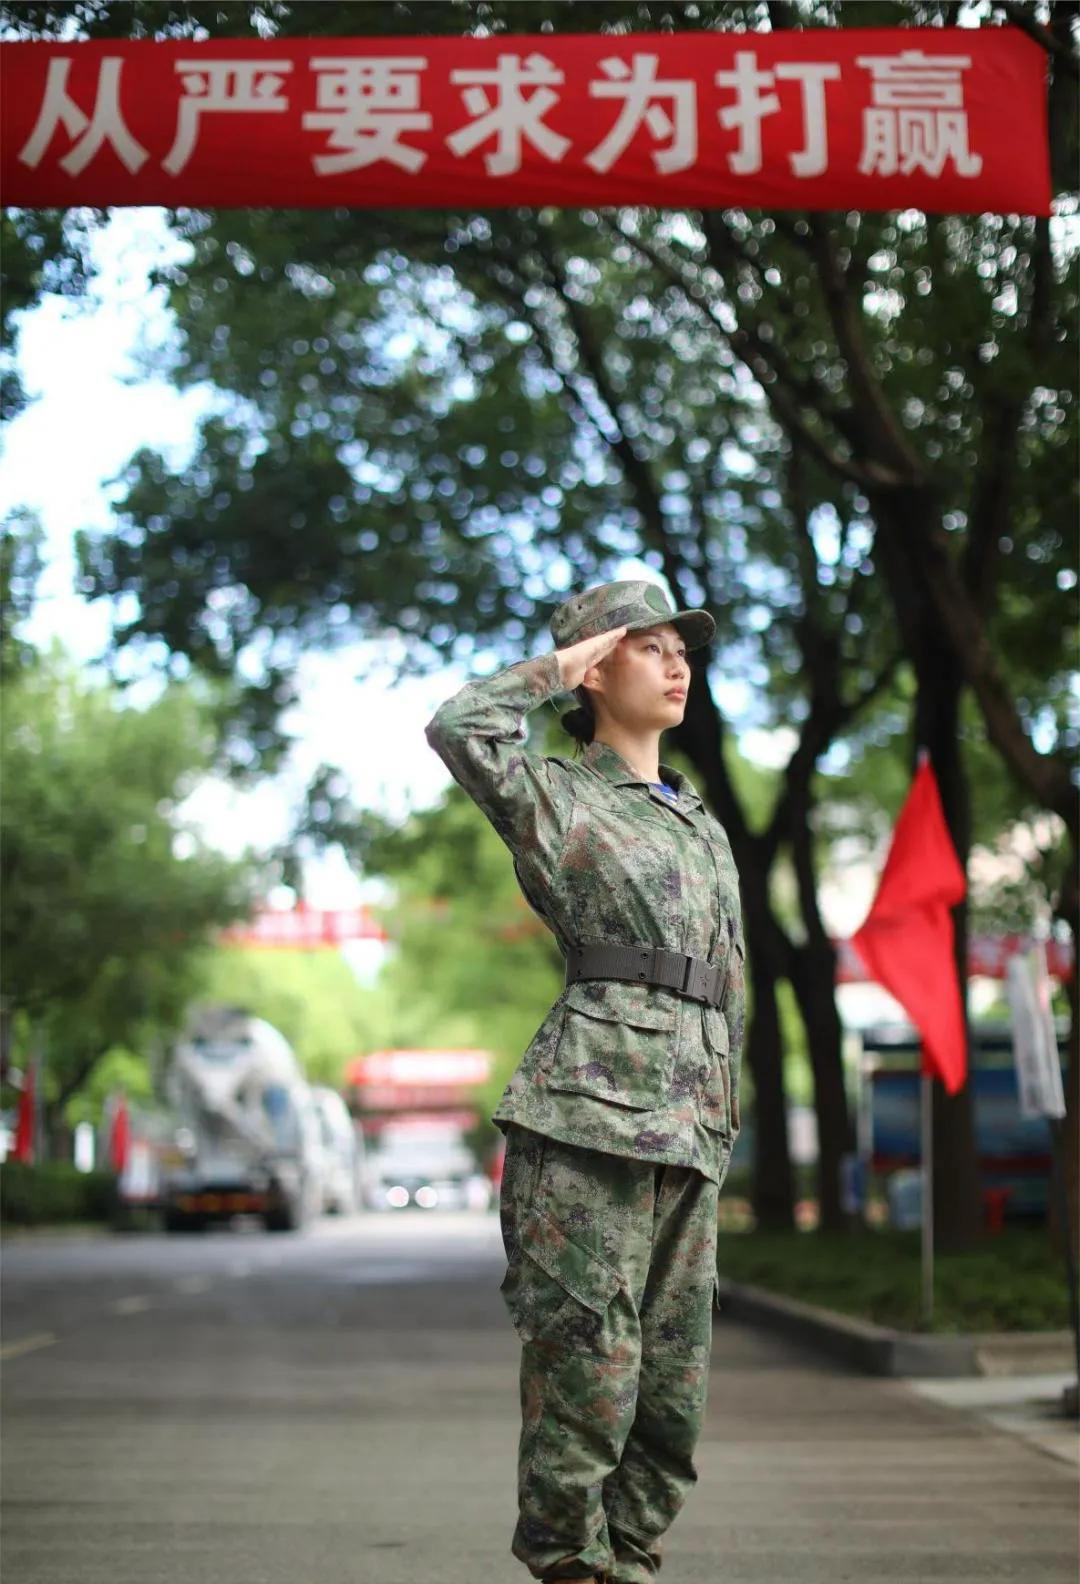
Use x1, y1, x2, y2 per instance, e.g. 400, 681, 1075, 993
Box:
500, 1206, 623, 1349
700, 1006, 732, 1139
562, 977, 677, 1030
548, 980, 677, 1110
524, 1208, 623, 1311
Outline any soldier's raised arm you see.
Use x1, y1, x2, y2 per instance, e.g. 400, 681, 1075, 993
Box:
423, 650, 573, 863
423, 626, 627, 863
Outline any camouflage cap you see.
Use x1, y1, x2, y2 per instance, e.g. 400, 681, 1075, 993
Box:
549, 579, 715, 652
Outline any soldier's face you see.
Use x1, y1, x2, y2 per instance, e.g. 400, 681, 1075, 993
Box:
589, 622, 690, 730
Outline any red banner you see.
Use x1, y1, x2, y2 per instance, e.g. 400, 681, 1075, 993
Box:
0, 29, 1049, 214
344, 1049, 493, 1114
346, 1049, 493, 1087
220, 903, 388, 948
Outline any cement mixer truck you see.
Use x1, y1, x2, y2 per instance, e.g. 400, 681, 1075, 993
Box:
159, 1005, 324, 1233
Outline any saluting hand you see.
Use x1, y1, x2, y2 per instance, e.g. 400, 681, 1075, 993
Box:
554, 625, 628, 691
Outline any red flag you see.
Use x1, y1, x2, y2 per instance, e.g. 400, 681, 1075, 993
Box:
851, 755, 968, 1094
108, 1096, 131, 1174
12, 1061, 36, 1163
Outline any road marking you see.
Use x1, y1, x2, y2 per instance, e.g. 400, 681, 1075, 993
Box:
172, 1276, 211, 1295
111, 1295, 153, 1315
1, 1331, 57, 1360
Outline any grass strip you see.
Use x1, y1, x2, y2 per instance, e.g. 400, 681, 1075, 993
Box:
716, 1226, 1071, 1334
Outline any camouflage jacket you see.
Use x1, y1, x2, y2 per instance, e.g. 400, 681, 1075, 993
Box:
424, 651, 745, 1189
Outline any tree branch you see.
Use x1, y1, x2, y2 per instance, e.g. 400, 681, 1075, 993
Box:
607, 215, 903, 489
962, 214, 1054, 613
532, 227, 697, 606
807, 215, 927, 485
51, 1048, 106, 1114
997, 1, 1079, 77
870, 488, 1078, 837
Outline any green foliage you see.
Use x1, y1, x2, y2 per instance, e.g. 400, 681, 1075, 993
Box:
192, 944, 385, 1084
815, 678, 1073, 933
0, 1162, 115, 1225
61, 1047, 156, 1128
0, 209, 99, 420
0, 512, 45, 670
1, 644, 258, 1114
365, 786, 568, 1110
191, 776, 575, 1110
717, 1226, 1073, 1333
7, 7, 1077, 809
3, 0, 1076, 1208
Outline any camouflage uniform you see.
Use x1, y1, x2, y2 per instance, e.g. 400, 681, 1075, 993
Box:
424, 581, 745, 1584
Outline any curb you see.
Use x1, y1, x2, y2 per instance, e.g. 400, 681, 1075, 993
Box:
715, 1277, 1075, 1379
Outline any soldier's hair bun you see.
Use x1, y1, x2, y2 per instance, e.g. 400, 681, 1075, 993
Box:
559, 705, 591, 743
559, 687, 595, 748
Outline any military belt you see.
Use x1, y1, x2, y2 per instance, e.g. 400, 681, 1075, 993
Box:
564, 943, 724, 1008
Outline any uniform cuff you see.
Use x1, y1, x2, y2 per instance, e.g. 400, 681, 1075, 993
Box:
503, 650, 567, 704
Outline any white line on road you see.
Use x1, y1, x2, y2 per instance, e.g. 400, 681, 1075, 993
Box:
1, 1331, 57, 1360
110, 1295, 153, 1315
172, 1276, 211, 1294
322, 1260, 437, 1285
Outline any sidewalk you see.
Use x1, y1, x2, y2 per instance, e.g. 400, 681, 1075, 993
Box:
903, 1372, 1079, 1471
690, 1314, 1077, 1583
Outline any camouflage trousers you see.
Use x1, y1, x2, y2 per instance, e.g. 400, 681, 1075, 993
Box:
498, 1123, 720, 1584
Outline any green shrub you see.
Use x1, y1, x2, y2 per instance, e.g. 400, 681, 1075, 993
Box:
716, 1226, 1071, 1333
0, 1162, 115, 1225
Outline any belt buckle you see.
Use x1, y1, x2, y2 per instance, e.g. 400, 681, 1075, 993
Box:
682, 956, 707, 1001
683, 957, 722, 1004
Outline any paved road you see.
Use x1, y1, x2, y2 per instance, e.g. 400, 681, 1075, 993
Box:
2, 1213, 1077, 1584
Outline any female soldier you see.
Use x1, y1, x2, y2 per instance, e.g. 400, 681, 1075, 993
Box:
424, 579, 745, 1584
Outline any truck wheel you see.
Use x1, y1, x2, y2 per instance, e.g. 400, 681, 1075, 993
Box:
264, 1201, 301, 1233
164, 1209, 206, 1233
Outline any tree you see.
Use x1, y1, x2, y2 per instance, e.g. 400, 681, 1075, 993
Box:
7, 0, 1076, 1243
0, 208, 97, 422
193, 942, 390, 1085
69, 197, 902, 1227
0, 511, 45, 670
1, 641, 258, 1144
291, 781, 568, 1115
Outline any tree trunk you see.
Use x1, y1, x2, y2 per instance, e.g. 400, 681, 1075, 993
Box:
677, 692, 795, 1230
44, 1105, 72, 1165
915, 631, 983, 1253
782, 723, 853, 1232
1053, 960, 1079, 1263
871, 487, 984, 1251
0, 999, 12, 1085
788, 934, 853, 1231
1052, 865, 1079, 1263
743, 909, 796, 1231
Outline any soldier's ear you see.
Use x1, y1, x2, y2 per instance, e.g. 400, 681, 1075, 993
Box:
581, 663, 606, 696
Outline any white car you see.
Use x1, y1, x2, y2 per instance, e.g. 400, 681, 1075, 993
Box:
362, 1120, 492, 1212
311, 1086, 364, 1215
